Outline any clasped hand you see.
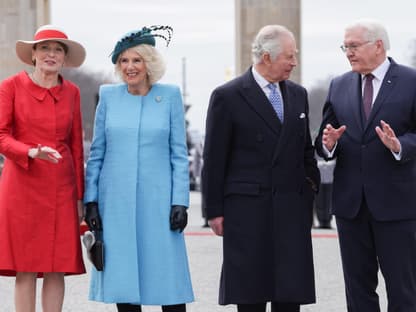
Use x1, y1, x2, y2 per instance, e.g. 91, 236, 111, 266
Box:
28, 144, 62, 163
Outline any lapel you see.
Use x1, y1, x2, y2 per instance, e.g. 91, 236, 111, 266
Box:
238, 68, 282, 135
349, 72, 365, 134
272, 80, 294, 161
363, 58, 398, 135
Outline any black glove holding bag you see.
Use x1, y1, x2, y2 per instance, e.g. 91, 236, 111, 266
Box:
85, 202, 103, 231
170, 205, 188, 232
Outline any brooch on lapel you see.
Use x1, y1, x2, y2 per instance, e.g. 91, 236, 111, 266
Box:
299, 113, 306, 119
155, 96, 162, 102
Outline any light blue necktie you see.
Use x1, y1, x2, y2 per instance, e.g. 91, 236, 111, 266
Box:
267, 83, 284, 122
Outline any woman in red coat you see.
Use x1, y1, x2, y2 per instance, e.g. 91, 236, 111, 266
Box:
0, 25, 86, 312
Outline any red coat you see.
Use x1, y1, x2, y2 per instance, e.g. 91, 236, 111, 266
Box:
0, 71, 85, 276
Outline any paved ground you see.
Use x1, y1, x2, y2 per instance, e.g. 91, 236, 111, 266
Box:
0, 191, 387, 311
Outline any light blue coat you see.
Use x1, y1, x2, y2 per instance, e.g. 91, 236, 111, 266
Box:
84, 83, 194, 305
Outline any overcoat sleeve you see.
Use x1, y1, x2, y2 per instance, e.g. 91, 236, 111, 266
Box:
69, 86, 85, 200
0, 77, 32, 169
202, 88, 232, 219
302, 88, 320, 188
169, 86, 190, 207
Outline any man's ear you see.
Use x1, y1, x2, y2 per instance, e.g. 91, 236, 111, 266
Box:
262, 52, 272, 65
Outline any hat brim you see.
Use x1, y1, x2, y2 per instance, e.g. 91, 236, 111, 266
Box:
16, 38, 86, 67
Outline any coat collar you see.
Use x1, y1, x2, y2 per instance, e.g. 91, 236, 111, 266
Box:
19, 71, 65, 102
348, 57, 398, 136
364, 57, 398, 131
240, 67, 284, 135
239, 68, 300, 161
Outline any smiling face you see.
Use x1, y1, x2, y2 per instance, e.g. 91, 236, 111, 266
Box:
32, 40, 67, 73
343, 26, 385, 74
118, 48, 149, 92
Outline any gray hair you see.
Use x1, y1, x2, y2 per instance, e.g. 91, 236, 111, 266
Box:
345, 18, 390, 51
251, 25, 295, 64
115, 44, 166, 85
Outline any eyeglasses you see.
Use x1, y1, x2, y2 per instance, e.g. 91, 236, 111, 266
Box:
340, 41, 372, 53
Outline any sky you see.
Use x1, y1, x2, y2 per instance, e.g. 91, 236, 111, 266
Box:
51, 0, 416, 134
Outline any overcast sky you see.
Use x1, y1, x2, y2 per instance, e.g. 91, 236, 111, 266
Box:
51, 0, 416, 133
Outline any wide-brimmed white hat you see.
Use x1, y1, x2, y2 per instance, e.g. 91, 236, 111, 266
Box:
16, 24, 86, 67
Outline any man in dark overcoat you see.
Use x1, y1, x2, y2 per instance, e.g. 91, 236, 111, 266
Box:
202, 25, 320, 312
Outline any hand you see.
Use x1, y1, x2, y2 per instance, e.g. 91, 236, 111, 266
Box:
170, 205, 188, 232
28, 144, 62, 163
322, 124, 347, 151
209, 216, 224, 236
85, 202, 102, 231
375, 120, 401, 153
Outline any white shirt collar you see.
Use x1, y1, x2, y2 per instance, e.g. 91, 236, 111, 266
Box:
362, 57, 390, 82
252, 66, 275, 89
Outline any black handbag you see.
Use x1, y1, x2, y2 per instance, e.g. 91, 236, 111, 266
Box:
83, 230, 104, 271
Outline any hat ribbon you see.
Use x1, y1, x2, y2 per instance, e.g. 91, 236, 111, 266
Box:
34, 29, 68, 41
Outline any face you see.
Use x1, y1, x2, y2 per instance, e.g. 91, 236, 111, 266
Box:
32, 41, 66, 73
343, 27, 383, 74
118, 48, 148, 88
264, 34, 298, 82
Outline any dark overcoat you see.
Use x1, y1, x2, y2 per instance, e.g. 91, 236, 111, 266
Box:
202, 68, 320, 305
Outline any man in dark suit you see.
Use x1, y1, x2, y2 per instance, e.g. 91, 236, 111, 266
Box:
202, 25, 320, 312
315, 19, 416, 311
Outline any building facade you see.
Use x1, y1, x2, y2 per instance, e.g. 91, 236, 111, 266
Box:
0, 0, 50, 81
235, 0, 301, 83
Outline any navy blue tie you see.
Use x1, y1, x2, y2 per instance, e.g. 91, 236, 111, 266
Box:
267, 83, 284, 122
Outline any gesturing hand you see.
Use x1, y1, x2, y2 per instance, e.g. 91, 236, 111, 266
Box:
322, 124, 347, 151
170, 205, 188, 232
375, 120, 401, 153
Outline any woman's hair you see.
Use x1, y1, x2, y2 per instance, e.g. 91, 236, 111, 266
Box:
114, 44, 166, 85
345, 19, 390, 51
251, 25, 294, 65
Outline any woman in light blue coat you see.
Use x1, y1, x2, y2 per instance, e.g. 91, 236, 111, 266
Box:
84, 26, 194, 312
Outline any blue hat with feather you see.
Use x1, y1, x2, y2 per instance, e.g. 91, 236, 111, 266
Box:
110, 25, 172, 64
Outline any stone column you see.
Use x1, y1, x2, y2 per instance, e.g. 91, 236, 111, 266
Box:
0, 0, 50, 81
235, 0, 301, 83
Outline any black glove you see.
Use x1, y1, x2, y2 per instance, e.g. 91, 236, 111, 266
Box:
85, 202, 103, 231
170, 205, 188, 232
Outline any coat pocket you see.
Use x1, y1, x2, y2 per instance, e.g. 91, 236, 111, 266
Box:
224, 182, 261, 197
